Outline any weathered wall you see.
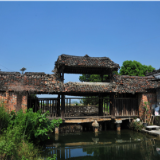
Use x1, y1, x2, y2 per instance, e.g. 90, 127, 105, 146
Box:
0, 72, 63, 93
0, 91, 28, 112
138, 93, 157, 123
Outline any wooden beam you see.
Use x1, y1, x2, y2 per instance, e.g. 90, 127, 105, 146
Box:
57, 94, 60, 116
99, 96, 103, 116
64, 118, 111, 123
61, 94, 65, 120
110, 94, 115, 116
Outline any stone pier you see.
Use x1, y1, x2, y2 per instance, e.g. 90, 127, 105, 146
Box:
92, 120, 99, 133
55, 127, 59, 135
115, 120, 122, 132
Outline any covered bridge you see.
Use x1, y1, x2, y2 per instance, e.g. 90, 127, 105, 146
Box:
0, 54, 160, 131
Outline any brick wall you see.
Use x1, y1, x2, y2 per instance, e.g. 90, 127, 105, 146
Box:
22, 94, 28, 112
138, 92, 157, 123
0, 91, 27, 112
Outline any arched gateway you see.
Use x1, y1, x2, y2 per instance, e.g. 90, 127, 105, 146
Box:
0, 54, 159, 131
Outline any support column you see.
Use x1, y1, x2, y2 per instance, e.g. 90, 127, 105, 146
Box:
57, 94, 60, 116
61, 94, 65, 120
115, 119, 122, 132
55, 134, 59, 141
110, 94, 115, 117
99, 95, 103, 116
117, 123, 121, 132
55, 127, 59, 135
94, 127, 98, 133
110, 122, 114, 130
104, 122, 107, 131
92, 120, 99, 133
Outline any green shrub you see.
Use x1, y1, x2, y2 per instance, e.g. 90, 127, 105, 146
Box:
0, 101, 62, 159
8, 108, 62, 143
129, 121, 143, 131
0, 101, 10, 132
0, 127, 43, 160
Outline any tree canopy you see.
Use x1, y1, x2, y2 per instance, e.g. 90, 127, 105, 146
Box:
20, 67, 26, 74
79, 60, 155, 82
79, 71, 118, 82
119, 60, 155, 76
79, 74, 108, 82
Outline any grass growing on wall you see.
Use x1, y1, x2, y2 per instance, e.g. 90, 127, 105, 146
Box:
0, 100, 62, 160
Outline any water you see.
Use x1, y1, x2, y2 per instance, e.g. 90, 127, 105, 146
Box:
41, 130, 160, 160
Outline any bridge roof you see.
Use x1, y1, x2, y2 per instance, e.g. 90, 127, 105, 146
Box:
54, 54, 120, 74
63, 75, 159, 94
146, 69, 160, 81
0, 72, 160, 94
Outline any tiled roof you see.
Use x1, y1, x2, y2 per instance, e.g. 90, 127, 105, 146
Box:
54, 54, 120, 74
0, 72, 63, 93
146, 69, 160, 76
0, 73, 160, 94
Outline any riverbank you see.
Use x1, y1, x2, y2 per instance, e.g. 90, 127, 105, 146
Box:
141, 125, 160, 137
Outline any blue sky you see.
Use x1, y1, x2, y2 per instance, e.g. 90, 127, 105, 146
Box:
0, 1, 160, 85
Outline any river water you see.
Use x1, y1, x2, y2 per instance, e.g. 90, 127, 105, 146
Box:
41, 130, 160, 160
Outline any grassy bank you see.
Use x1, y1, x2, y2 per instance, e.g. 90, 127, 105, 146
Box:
0, 101, 62, 160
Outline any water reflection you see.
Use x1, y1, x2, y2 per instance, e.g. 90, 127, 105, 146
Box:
42, 130, 160, 160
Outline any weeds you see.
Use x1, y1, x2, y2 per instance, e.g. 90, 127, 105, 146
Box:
129, 121, 143, 132
0, 101, 10, 133
0, 101, 62, 160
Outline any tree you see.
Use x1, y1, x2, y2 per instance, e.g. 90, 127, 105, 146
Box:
79, 74, 107, 82
119, 60, 155, 76
20, 67, 26, 74
79, 71, 118, 82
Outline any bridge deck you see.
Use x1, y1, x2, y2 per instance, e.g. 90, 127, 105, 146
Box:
48, 115, 137, 123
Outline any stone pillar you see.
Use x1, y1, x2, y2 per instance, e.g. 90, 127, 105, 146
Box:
117, 123, 121, 132
95, 132, 98, 137
92, 120, 99, 133
55, 127, 59, 135
94, 127, 98, 133
55, 134, 59, 141
115, 120, 122, 132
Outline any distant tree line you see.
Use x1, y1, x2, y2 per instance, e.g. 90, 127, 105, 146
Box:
79, 60, 155, 105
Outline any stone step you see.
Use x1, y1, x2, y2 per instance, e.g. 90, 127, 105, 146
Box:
146, 125, 160, 130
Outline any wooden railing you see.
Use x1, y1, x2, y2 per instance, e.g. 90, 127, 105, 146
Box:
28, 98, 58, 117
28, 97, 138, 118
